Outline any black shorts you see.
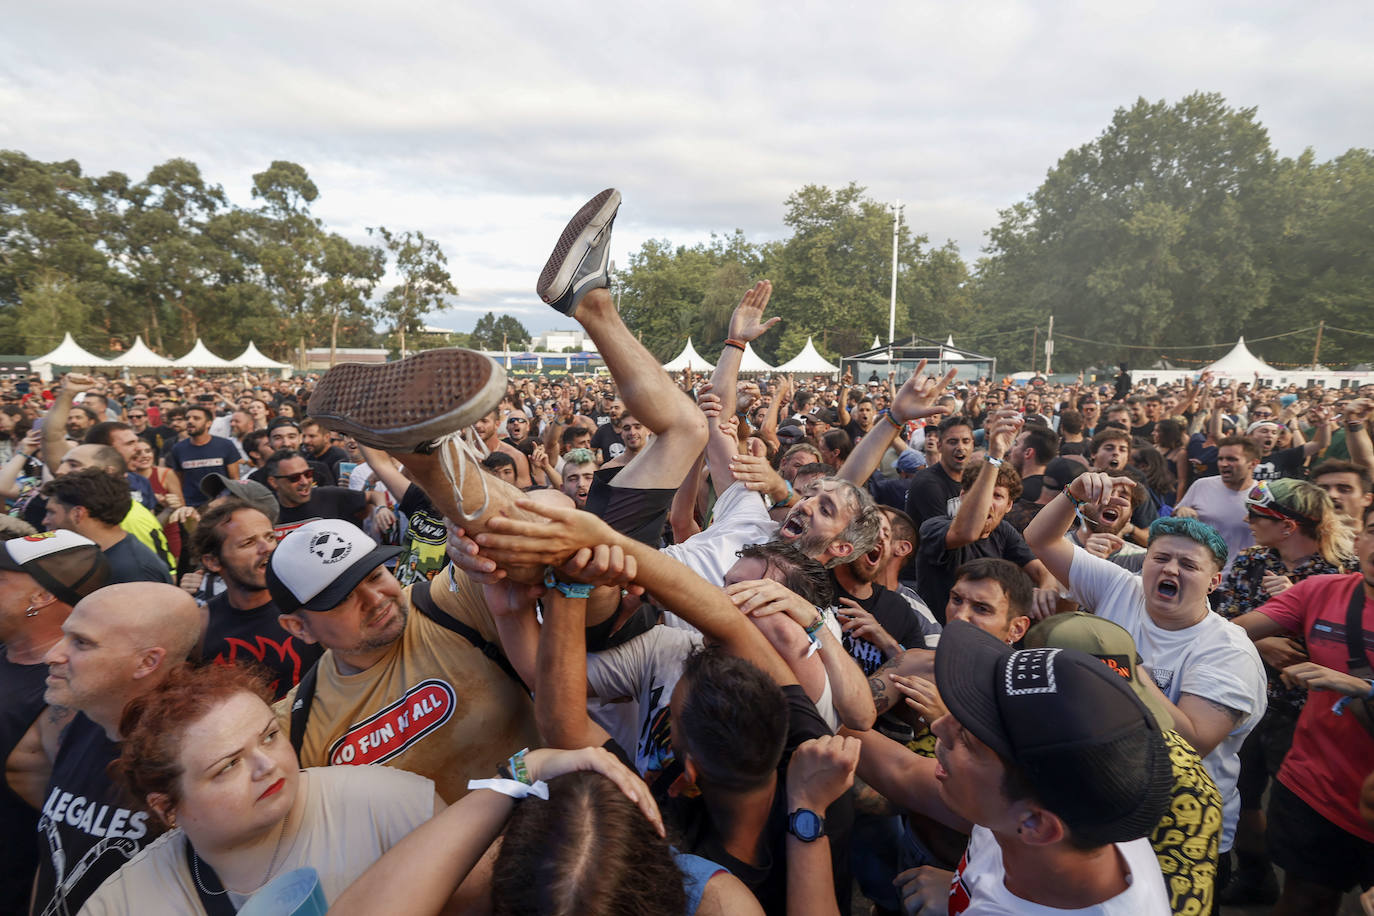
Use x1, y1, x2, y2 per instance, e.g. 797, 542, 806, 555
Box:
1268, 781, 1374, 892
1236, 704, 1300, 809
584, 466, 674, 547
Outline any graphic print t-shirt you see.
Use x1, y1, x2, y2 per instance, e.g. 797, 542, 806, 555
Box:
203, 593, 323, 700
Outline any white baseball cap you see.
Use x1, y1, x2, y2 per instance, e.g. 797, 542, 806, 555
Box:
266, 519, 402, 613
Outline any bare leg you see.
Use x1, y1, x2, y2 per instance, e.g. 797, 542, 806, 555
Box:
575, 288, 707, 490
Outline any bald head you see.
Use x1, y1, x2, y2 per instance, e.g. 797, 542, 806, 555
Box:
45, 583, 206, 737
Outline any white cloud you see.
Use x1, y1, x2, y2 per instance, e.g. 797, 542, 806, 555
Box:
3, 0, 1371, 334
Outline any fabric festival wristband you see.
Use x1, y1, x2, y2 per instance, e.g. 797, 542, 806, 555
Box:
805, 634, 822, 659
883, 412, 903, 431
804, 611, 826, 638
468, 778, 550, 800
724, 339, 746, 352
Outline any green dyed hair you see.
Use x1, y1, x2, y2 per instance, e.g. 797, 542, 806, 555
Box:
1147, 517, 1228, 569
563, 448, 595, 466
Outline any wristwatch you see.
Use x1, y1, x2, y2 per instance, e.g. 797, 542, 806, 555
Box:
787, 808, 826, 842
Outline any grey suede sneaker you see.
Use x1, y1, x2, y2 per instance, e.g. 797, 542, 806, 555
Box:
536, 188, 621, 317
306, 348, 506, 451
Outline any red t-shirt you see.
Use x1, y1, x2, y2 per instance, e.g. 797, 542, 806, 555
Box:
1258, 572, 1374, 842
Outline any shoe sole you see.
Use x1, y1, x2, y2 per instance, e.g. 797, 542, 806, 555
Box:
537, 189, 621, 313
306, 349, 507, 451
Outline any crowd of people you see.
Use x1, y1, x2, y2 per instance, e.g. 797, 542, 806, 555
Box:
1, 187, 1372, 915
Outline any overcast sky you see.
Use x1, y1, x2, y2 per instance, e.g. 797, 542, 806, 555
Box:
5, 1, 1370, 339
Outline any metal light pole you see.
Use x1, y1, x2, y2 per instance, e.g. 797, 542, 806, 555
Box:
888, 201, 902, 349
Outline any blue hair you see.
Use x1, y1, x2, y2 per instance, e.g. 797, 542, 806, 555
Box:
1147, 517, 1228, 569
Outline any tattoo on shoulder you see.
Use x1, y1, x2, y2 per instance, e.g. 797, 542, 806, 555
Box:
1193, 694, 1245, 723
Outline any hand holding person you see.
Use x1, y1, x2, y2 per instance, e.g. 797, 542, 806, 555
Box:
728, 453, 788, 502
895, 866, 956, 915
836, 598, 901, 657
1256, 636, 1308, 669
1282, 661, 1374, 697
1260, 572, 1293, 597
521, 746, 665, 837
889, 673, 948, 723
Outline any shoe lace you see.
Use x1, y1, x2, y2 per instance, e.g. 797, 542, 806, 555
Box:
434, 430, 489, 523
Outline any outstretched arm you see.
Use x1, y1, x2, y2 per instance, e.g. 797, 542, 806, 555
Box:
42, 373, 96, 472
359, 444, 412, 502
709, 280, 778, 426
479, 500, 798, 687
945, 411, 1020, 548
1024, 471, 1136, 587
838, 361, 954, 487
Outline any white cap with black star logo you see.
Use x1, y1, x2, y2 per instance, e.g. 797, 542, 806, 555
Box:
266, 519, 403, 613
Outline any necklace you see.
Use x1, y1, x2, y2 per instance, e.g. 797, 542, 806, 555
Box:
191, 805, 292, 897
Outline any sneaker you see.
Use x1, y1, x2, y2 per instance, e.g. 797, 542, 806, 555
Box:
536, 188, 621, 317
306, 348, 506, 451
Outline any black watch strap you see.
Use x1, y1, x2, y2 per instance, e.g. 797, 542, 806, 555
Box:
787, 808, 826, 842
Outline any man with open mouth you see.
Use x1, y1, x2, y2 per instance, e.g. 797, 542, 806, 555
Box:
1025, 470, 1267, 899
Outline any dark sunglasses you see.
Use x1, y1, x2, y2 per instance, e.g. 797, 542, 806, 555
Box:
127, 413, 146, 419
273, 469, 314, 483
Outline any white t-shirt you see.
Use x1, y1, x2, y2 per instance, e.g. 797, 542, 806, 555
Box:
587, 626, 701, 778
1065, 546, 1266, 852
1177, 477, 1254, 575
80, 765, 435, 915
949, 825, 1169, 915
662, 481, 779, 589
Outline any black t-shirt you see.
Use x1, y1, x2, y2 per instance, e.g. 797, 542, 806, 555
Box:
34, 714, 161, 915
103, 535, 173, 584
842, 419, 870, 444
0, 657, 46, 916
1253, 445, 1307, 482
831, 579, 932, 676
203, 593, 323, 701
1131, 421, 1156, 440
310, 445, 350, 476
591, 423, 624, 463
915, 516, 1036, 623
275, 486, 368, 526
1019, 473, 1044, 504
659, 686, 852, 916
904, 465, 963, 528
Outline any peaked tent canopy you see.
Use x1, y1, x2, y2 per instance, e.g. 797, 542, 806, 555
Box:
738, 342, 774, 374
940, 335, 964, 361
1201, 337, 1276, 376
30, 333, 111, 380
774, 337, 839, 375
228, 341, 292, 373
172, 339, 235, 370
661, 338, 715, 372
109, 335, 175, 369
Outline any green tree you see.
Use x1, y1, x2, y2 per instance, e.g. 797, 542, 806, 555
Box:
315, 233, 385, 365
470, 312, 531, 351
975, 93, 1281, 369
368, 227, 457, 356
250, 161, 325, 365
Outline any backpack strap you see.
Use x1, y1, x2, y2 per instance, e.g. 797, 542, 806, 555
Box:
288, 660, 321, 756
412, 576, 527, 691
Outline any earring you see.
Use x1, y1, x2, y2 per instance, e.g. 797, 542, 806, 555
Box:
168, 813, 177, 829
24, 605, 38, 618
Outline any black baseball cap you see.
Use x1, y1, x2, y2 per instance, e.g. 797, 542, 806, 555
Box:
935, 620, 1173, 844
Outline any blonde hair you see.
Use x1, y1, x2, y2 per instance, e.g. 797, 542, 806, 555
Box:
1270, 479, 1353, 567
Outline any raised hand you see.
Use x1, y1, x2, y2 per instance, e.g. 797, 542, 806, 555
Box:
890, 360, 958, 426
728, 280, 780, 343
785, 735, 860, 812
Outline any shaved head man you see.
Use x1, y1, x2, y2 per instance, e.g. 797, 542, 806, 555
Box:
34, 582, 203, 914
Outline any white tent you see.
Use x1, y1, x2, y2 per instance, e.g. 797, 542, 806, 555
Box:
173, 339, 235, 370
940, 335, 965, 362
661, 337, 715, 372
738, 342, 774, 374
871, 335, 883, 349
774, 337, 839, 375
30, 333, 111, 381
229, 341, 293, 375
109, 335, 175, 370
1201, 337, 1275, 377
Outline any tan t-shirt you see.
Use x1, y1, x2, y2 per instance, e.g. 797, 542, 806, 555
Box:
274, 565, 540, 802
79, 765, 434, 915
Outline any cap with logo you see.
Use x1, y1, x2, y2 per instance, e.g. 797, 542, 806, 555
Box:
1023, 612, 1174, 730
935, 620, 1173, 844
0, 530, 110, 607
266, 520, 402, 614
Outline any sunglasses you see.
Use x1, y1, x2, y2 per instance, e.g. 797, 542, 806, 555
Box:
273, 469, 314, 483
1245, 482, 1312, 525
127, 413, 146, 419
